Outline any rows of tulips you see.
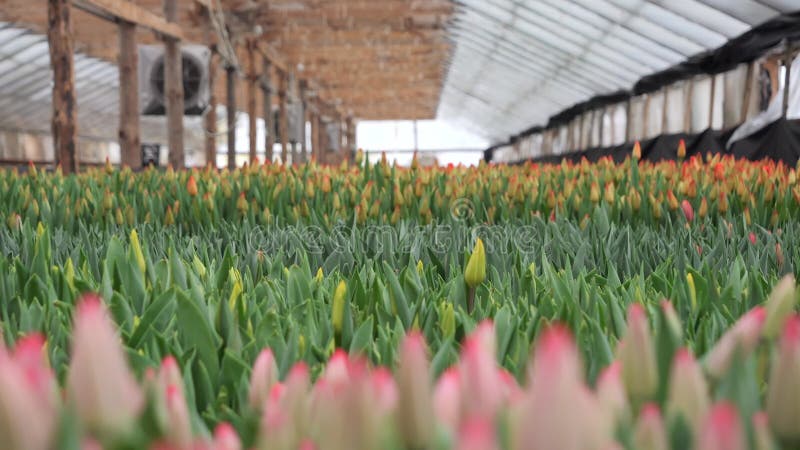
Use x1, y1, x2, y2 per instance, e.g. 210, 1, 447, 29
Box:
1, 151, 799, 448
2, 274, 799, 450
2, 151, 800, 231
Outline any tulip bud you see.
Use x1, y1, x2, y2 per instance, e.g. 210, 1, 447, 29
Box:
633, 141, 642, 160
396, 332, 435, 449
681, 200, 694, 222
164, 385, 193, 447
596, 362, 629, 422
164, 206, 175, 226
236, 192, 248, 214
439, 301, 456, 339
667, 190, 679, 211
590, 181, 600, 203
249, 349, 279, 411
464, 238, 486, 289
187, 175, 198, 197
766, 316, 800, 445
460, 322, 503, 420
677, 139, 687, 159
604, 182, 615, 205
456, 416, 498, 450
714, 162, 725, 181
753, 412, 775, 450
434, 368, 461, 432
763, 275, 797, 340
704, 306, 766, 379
332, 280, 347, 337
634, 404, 668, 450
698, 197, 708, 219
666, 349, 710, 432
696, 403, 746, 450
618, 304, 658, 406
67, 294, 143, 437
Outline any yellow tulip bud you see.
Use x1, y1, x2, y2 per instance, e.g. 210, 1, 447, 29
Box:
332, 280, 347, 335
464, 238, 487, 289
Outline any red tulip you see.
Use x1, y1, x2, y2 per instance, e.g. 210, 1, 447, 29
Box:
681, 200, 694, 222
705, 307, 766, 379
249, 349, 279, 410
695, 402, 746, 450
396, 332, 435, 449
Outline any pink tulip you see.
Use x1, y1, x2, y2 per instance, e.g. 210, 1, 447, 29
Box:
370, 367, 398, 414
667, 348, 710, 432
596, 362, 629, 422
433, 368, 461, 432
618, 304, 658, 406
164, 385, 192, 448
681, 200, 694, 222
752, 412, 775, 450
704, 306, 766, 379
258, 383, 295, 450
460, 322, 504, 420
514, 325, 609, 450
396, 331, 435, 449
456, 416, 498, 450
749, 232, 757, 244
633, 404, 668, 450
766, 315, 800, 444
67, 294, 143, 436
159, 356, 184, 397
213, 423, 242, 450
0, 337, 56, 450
695, 403, 747, 450
249, 349, 279, 411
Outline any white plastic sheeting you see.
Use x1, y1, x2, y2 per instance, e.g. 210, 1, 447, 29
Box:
0, 22, 208, 166
439, 0, 798, 143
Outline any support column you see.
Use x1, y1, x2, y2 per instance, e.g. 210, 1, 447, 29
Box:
346, 116, 355, 158
299, 82, 308, 164
118, 20, 140, 169
204, 50, 217, 168
226, 65, 236, 170
262, 60, 274, 163
47, 0, 78, 173
163, 0, 184, 168
278, 73, 289, 164
247, 40, 258, 163
783, 45, 794, 118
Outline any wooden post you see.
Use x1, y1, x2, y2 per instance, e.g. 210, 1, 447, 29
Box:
247, 40, 258, 163
311, 106, 320, 162
278, 73, 289, 164
318, 116, 328, 163
642, 94, 651, 137
783, 45, 793, 118
625, 98, 632, 142
118, 20, 140, 169
661, 87, 669, 134
683, 79, 693, 133
262, 59, 274, 163
741, 62, 755, 122
709, 75, 717, 129
299, 82, 308, 164
346, 116, 355, 157
163, 0, 184, 168
47, 0, 78, 173
226, 64, 236, 169
204, 50, 217, 167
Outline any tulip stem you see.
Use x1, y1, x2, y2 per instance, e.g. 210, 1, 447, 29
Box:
467, 287, 476, 313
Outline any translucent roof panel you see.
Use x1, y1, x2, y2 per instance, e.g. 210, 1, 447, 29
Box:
438, 0, 797, 143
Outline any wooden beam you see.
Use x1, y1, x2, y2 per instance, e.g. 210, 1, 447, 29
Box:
118, 19, 140, 169
783, 45, 794, 118
247, 40, 258, 163
205, 50, 217, 167
226, 64, 236, 169
709, 75, 717, 128
256, 42, 289, 75
741, 61, 755, 123
300, 81, 308, 164
74, 0, 183, 40
48, 0, 78, 174
163, 0, 184, 168
683, 79, 693, 133
278, 73, 289, 164
262, 59, 274, 163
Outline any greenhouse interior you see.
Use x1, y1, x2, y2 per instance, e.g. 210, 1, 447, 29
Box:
2, 1, 800, 449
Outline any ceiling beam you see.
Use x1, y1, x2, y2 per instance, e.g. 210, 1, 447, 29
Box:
73, 0, 184, 39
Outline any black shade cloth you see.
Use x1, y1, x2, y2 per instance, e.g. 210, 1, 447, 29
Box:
486, 11, 800, 162
506, 119, 800, 167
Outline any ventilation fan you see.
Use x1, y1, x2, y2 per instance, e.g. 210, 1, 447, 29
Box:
138, 45, 211, 116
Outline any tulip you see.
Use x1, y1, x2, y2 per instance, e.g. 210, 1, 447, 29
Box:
514, 325, 609, 450
633, 141, 642, 160
186, 175, 198, 197
677, 139, 686, 159
704, 306, 766, 379
762, 275, 796, 339
714, 162, 725, 181
456, 416, 498, 450
766, 315, 800, 445
618, 304, 658, 407
464, 238, 486, 289
666, 349, 710, 432
459, 322, 503, 421
681, 199, 694, 222
66, 294, 143, 437
396, 332, 435, 449
634, 404, 668, 450
752, 412, 775, 450
332, 280, 347, 337
439, 301, 456, 339
164, 384, 193, 448
434, 368, 461, 432
695, 403, 746, 450
667, 190, 679, 211
590, 181, 600, 203
249, 349, 279, 411
595, 362, 629, 422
